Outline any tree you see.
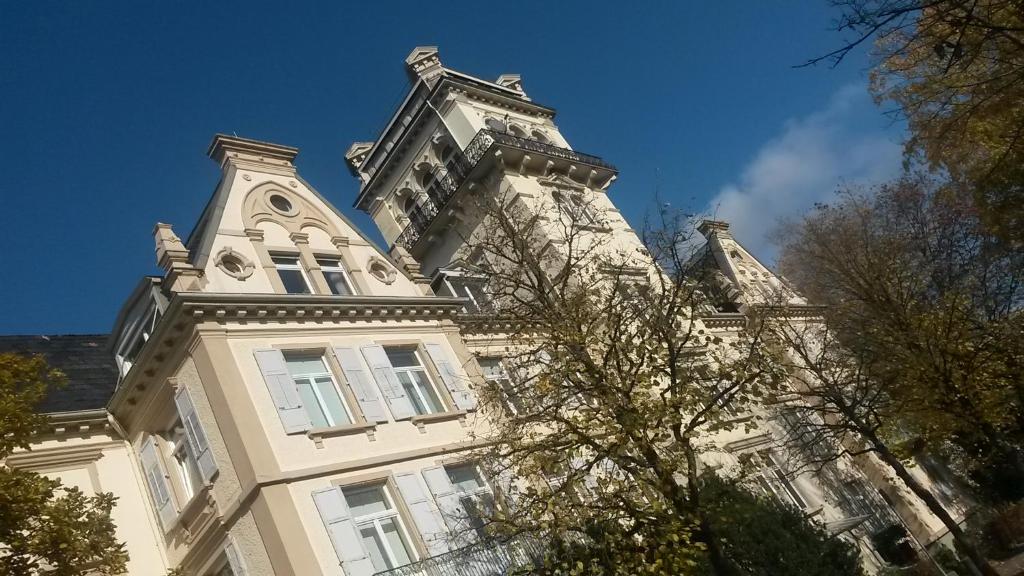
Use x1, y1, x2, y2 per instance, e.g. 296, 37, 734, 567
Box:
770, 174, 1023, 575
808, 0, 1024, 243
0, 352, 128, 576
522, 475, 863, 576
453, 187, 847, 573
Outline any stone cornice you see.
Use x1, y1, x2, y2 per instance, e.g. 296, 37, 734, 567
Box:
5, 441, 117, 471
35, 409, 113, 439
108, 292, 469, 414
700, 313, 747, 329
178, 293, 466, 323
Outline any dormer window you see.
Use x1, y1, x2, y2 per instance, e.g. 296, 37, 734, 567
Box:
432, 270, 492, 314
272, 254, 311, 294
316, 257, 355, 296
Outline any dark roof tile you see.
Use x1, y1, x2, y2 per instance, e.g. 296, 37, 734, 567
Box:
0, 334, 116, 413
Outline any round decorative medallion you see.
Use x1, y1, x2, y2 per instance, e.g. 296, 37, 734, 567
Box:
242, 173, 252, 181
367, 257, 397, 285
289, 180, 298, 188
215, 248, 255, 280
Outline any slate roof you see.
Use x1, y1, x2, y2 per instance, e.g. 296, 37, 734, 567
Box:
0, 334, 116, 413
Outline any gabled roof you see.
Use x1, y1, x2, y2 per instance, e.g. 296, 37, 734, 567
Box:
0, 334, 116, 413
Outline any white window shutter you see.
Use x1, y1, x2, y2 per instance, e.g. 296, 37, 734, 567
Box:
333, 347, 389, 423
139, 436, 177, 530
253, 349, 312, 434
421, 466, 476, 546
424, 343, 476, 411
359, 344, 416, 420
312, 487, 375, 576
394, 472, 451, 556
173, 385, 217, 483
224, 536, 247, 575
570, 454, 600, 493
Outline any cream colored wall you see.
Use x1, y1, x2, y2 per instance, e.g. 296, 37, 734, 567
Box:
223, 322, 486, 475
18, 433, 170, 575
199, 168, 417, 297
287, 452, 479, 575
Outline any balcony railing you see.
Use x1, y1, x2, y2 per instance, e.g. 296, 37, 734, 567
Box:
373, 535, 546, 576
394, 129, 616, 251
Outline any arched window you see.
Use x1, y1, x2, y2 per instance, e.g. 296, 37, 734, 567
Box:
403, 195, 419, 217
509, 124, 528, 138
484, 117, 506, 132
531, 130, 551, 144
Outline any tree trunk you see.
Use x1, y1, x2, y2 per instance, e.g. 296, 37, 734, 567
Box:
868, 433, 998, 576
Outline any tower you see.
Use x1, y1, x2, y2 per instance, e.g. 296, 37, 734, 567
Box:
347, 47, 630, 292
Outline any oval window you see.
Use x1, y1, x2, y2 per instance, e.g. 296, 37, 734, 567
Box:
268, 194, 293, 213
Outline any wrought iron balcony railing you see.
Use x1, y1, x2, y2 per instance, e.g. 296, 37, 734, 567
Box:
373, 535, 546, 576
394, 129, 616, 251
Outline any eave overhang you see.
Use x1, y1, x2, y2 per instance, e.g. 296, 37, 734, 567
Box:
354, 74, 557, 210
108, 292, 469, 415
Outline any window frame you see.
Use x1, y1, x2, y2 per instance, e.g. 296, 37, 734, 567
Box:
167, 421, 204, 502
432, 270, 491, 314
553, 190, 597, 226
752, 450, 807, 509
271, 253, 313, 295
284, 351, 357, 429
315, 256, 357, 296
445, 462, 496, 538
384, 346, 447, 416
478, 357, 523, 415
341, 482, 420, 572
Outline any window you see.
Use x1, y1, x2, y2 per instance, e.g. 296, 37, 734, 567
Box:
168, 420, 204, 500
432, 272, 491, 313
343, 484, 417, 572
751, 450, 807, 509
272, 254, 311, 294
117, 305, 162, 377
446, 464, 496, 537
317, 258, 355, 296
554, 191, 597, 226
479, 358, 524, 415
385, 348, 445, 415
285, 354, 354, 428
268, 194, 294, 214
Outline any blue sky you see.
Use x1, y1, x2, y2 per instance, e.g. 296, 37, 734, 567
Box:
0, 2, 903, 335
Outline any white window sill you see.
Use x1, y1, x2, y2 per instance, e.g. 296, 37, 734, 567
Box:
410, 410, 467, 432
308, 422, 378, 447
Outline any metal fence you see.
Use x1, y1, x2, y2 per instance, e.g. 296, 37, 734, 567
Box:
373, 535, 547, 576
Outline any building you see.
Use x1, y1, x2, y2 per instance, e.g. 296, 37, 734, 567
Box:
1, 47, 966, 575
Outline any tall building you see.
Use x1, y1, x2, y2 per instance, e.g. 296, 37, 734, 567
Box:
2, 47, 967, 575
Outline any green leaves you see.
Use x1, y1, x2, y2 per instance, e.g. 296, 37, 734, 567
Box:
0, 353, 128, 575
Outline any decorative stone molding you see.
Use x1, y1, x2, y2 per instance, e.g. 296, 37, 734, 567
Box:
5, 443, 111, 471
366, 257, 398, 285
242, 182, 339, 239
213, 247, 255, 280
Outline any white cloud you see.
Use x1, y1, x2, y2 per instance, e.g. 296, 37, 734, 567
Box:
706, 83, 902, 263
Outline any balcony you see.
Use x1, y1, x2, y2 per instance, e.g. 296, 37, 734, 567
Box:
373, 535, 546, 576
394, 129, 617, 252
